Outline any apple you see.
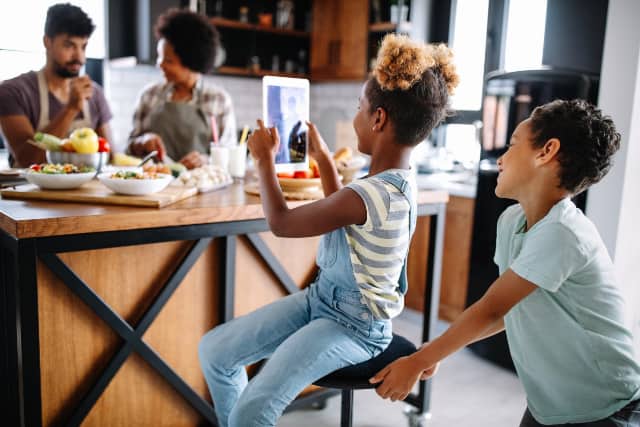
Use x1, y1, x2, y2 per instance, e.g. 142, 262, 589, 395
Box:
69, 127, 99, 154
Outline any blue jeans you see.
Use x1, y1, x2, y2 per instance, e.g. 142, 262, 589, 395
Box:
198, 278, 392, 427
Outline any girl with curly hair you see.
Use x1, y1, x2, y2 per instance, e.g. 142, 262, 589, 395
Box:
198, 33, 458, 427
370, 99, 640, 426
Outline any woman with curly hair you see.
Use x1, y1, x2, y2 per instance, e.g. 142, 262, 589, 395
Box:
198, 34, 459, 426
369, 99, 640, 425
127, 8, 236, 169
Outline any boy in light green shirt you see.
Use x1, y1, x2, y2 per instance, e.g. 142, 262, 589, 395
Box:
370, 99, 640, 426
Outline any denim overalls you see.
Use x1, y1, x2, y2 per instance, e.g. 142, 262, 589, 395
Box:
199, 170, 416, 427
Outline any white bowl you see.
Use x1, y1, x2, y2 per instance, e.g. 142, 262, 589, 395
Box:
46, 151, 108, 174
25, 171, 95, 190
97, 172, 173, 196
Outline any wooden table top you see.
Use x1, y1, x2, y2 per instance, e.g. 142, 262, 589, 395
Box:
0, 181, 448, 239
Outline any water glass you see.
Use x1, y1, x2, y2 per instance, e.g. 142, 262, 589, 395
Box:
209, 144, 229, 172
228, 145, 247, 179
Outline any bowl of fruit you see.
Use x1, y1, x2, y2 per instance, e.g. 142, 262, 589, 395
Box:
36, 128, 110, 174
276, 158, 322, 192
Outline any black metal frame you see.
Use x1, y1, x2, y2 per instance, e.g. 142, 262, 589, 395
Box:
1, 201, 446, 427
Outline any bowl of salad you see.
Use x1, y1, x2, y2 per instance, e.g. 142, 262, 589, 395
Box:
25, 163, 96, 190
46, 151, 108, 174
97, 170, 173, 195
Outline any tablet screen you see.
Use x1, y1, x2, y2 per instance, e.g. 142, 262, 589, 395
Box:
262, 76, 310, 172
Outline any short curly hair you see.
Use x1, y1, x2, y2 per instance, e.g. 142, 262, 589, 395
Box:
45, 3, 95, 38
530, 99, 621, 194
366, 34, 459, 145
155, 9, 220, 73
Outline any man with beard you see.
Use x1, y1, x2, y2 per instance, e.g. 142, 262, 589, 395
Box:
0, 3, 112, 167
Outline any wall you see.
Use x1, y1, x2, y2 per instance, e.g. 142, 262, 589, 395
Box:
104, 64, 362, 152
542, 0, 608, 74
587, 0, 640, 356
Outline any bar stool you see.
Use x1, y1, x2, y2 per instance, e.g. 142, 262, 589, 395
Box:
313, 333, 417, 427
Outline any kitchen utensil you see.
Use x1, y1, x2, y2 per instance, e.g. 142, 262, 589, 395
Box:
137, 150, 159, 167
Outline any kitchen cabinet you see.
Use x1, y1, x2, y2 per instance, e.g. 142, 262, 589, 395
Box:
405, 195, 474, 322
208, 1, 313, 79
310, 0, 369, 80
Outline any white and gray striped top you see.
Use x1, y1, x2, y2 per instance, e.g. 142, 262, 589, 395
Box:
345, 170, 416, 319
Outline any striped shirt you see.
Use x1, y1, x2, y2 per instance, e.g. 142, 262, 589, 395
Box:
129, 78, 236, 147
345, 170, 416, 319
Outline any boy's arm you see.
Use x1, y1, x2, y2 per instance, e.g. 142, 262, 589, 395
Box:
370, 269, 536, 401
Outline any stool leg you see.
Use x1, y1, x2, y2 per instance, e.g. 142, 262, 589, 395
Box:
340, 389, 353, 427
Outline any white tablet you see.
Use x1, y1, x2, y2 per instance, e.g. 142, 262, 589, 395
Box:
262, 76, 310, 172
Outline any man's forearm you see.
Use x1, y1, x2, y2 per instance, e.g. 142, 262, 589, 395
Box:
41, 106, 81, 138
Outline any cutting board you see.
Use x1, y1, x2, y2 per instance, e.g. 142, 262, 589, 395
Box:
0, 180, 198, 208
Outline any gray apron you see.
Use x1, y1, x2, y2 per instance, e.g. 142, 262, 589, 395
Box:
36, 69, 92, 132
146, 82, 213, 161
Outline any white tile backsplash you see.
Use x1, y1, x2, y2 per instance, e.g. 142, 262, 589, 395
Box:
104, 64, 363, 153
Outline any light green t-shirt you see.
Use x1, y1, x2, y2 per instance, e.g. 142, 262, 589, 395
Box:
495, 198, 640, 425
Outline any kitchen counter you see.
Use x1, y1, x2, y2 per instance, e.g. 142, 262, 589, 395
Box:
416, 171, 477, 199
0, 182, 448, 427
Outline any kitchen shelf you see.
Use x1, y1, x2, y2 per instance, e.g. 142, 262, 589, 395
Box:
216, 66, 308, 79
369, 22, 397, 32
211, 17, 310, 38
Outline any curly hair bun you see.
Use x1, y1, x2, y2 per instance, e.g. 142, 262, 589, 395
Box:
428, 43, 460, 95
373, 34, 459, 94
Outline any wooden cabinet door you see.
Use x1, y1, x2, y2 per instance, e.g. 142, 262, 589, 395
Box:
311, 0, 369, 80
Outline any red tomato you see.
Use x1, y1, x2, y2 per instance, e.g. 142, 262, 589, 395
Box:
277, 172, 295, 178
98, 137, 111, 153
293, 171, 308, 179
29, 164, 41, 172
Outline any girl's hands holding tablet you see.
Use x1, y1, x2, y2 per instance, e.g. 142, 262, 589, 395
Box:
306, 121, 331, 162
248, 120, 280, 166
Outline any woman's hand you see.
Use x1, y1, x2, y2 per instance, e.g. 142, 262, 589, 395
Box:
248, 119, 279, 166
369, 354, 439, 402
306, 121, 330, 162
179, 151, 208, 169
132, 133, 166, 161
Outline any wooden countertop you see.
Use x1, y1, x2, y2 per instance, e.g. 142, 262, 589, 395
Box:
0, 181, 448, 239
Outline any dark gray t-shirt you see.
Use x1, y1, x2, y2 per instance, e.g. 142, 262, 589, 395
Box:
0, 70, 112, 130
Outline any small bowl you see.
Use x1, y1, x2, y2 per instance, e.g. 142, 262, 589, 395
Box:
46, 151, 109, 174
25, 171, 95, 190
97, 172, 173, 196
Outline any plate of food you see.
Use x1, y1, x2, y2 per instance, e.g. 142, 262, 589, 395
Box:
25, 163, 96, 190
97, 170, 173, 195
172, 165, 233, 193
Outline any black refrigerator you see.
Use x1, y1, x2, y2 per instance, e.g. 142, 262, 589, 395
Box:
466, 68, 598, 370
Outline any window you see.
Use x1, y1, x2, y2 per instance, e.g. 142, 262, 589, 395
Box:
0, 0, 105, 80
448, 0, 490, 112
503, 0, 547, 71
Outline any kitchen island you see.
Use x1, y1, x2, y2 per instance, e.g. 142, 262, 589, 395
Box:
0, 182, 448, 427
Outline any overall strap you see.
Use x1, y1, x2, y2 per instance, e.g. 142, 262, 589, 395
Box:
375, 170, 416, 295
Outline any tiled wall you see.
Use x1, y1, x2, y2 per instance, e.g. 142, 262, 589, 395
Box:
105, 64, 362, 153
